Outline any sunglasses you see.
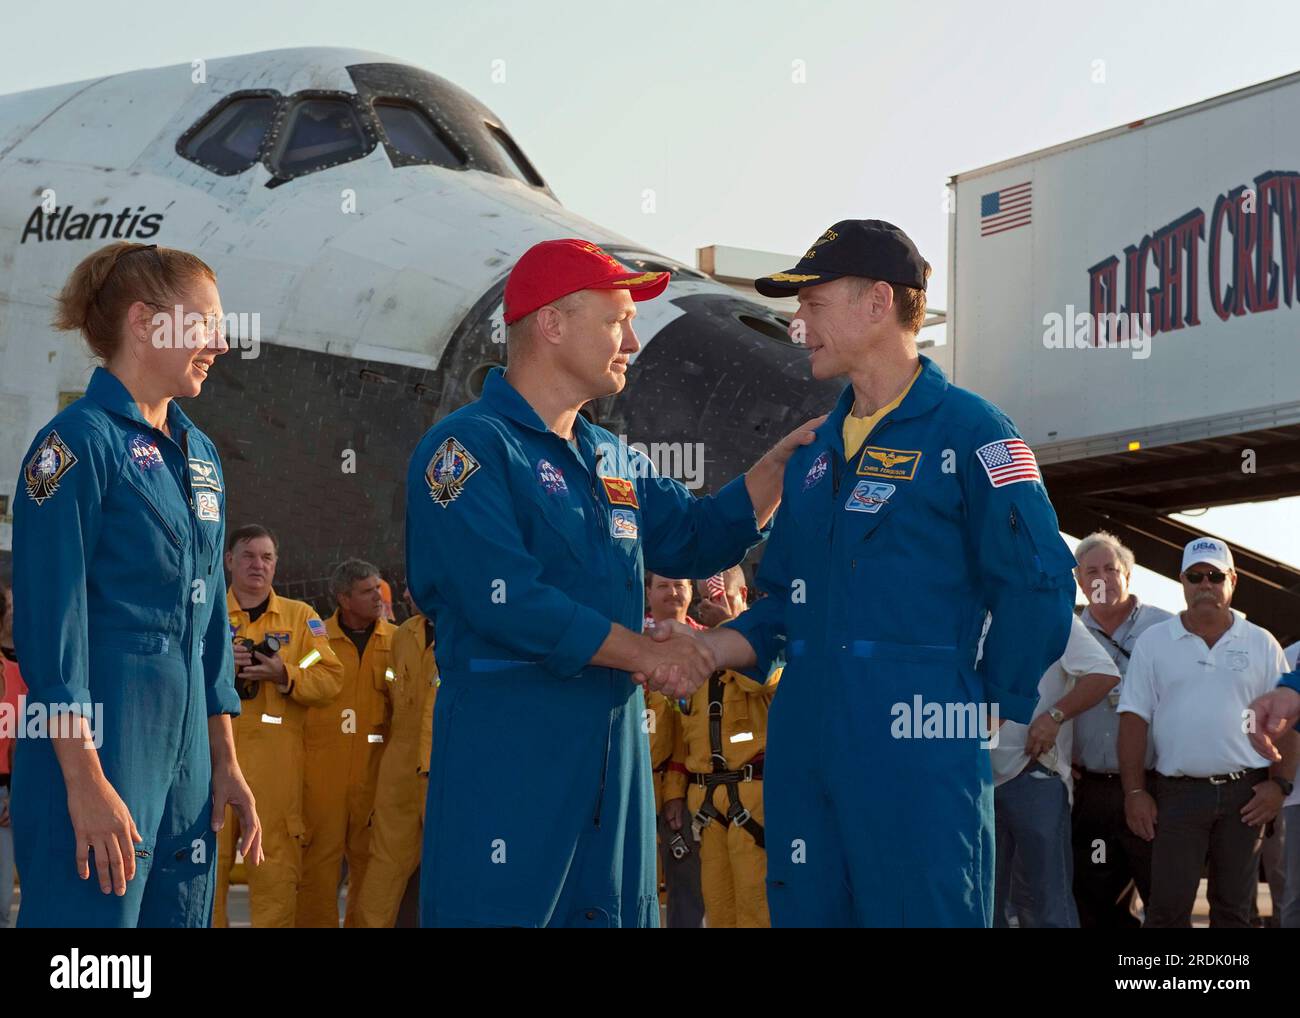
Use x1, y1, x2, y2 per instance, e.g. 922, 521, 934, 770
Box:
1184, 569, 1227, 585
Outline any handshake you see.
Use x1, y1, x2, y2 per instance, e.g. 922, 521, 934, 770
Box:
632, 620, 719, 698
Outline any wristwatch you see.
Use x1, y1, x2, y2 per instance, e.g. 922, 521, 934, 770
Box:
1272, 776, 1294, 797
1048, 707, 1066, 725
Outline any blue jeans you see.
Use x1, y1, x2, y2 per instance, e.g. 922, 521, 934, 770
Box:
1282, 804, 1300, 928
995, 764, 1079, 928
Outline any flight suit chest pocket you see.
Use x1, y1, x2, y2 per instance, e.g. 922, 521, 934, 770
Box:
120, 468, 187, 585
839, 476, 902, 543
722, 680, 751, 724
534, 494, 592, 565
372, 655, 397, 730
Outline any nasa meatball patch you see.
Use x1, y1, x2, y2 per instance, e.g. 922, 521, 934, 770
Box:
24, 430, 78, 505
803, 451, 829, 491
536, 459, 567, 495
425, 437, 480, 507
129, 434, 165, 471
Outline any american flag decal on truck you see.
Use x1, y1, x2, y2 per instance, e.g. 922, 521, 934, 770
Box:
980, 181, 1032, 236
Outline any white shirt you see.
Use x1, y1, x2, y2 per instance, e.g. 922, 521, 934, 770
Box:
1075, 598, 1174, 773
990, 614, 1119, 802
1118, 612, 1289, 777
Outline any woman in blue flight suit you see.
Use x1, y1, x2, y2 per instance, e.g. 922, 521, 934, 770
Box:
10, 242, 262, 927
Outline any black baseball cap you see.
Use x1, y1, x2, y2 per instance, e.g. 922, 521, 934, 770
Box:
754, 219, 930, 297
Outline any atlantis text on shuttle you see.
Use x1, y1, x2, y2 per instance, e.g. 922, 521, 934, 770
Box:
21, 204, 164, 243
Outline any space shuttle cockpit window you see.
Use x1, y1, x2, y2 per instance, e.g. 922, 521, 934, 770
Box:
274, 98, 371, 177
374, 101, 466, 169
178, 92, 279, 175
483, 123, 546, 188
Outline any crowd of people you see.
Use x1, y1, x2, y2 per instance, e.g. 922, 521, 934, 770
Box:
6, 223, 1300, 928
3, 525, 1298, 928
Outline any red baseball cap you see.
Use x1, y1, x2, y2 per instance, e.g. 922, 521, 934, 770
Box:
503, 238, 670, 325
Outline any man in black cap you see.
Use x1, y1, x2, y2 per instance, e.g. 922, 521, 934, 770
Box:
644, 220, 1077, 926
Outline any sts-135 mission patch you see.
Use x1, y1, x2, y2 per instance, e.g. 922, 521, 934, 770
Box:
426, 436, 481, 507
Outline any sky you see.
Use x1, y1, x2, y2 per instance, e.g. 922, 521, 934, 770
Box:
3, 0, 1297, 612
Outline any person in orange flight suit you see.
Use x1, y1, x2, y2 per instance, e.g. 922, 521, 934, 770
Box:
663, 566, 780, 928
644, 573, 705, 929
297, 559, 396, 928
353, 589, 439, 927
214, 524, 344, 927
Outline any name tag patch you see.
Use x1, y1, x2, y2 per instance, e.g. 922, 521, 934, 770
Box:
610, 508, 639, 540
188, 457, 222, 492
600, 476, 639, 508
856, 446, 921, 481
845, 480, 895, 513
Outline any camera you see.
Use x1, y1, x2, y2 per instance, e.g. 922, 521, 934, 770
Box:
235, 633, 283, 700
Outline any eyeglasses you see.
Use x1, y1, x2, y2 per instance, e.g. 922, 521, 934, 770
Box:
1184, 569, 1227, 585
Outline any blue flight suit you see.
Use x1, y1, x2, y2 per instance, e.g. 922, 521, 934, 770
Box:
10, 366, 238, 928
406, 368, 765, 927
727, 355, 1076, 927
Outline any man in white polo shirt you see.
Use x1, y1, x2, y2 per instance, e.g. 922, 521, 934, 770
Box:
1072, 531, 1173, 927
990, 613, 1119, 927
1119, 537, 1297, 928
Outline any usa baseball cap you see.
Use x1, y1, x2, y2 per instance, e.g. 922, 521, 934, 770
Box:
1181, 537, 1234, 574
503, 239, 670, 325
754, 219, 930, 297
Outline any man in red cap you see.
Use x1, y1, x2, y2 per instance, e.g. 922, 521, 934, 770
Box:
405, 238, 821, 927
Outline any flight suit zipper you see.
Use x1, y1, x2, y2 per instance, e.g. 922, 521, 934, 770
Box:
571, 437, 614, 827
128, 475, 183, 549
594, 711, 612, 828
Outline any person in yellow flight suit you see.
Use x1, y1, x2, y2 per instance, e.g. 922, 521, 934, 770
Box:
297, 560, 396, 928
644, 574, 705, 928
213, 525, 344, 927
354, 591, 439, 928
663, 567, 779, 928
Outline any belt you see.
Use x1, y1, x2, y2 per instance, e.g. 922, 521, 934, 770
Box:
787, 639, 961, 666
689, 759, 764, 787
1159, 768, 1268, 785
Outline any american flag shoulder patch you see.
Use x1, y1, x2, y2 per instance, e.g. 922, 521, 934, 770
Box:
307, 617, 328, 638
975, 438, 1041, 488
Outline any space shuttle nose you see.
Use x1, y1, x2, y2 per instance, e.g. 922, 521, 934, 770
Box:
611, 292, 842, 490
